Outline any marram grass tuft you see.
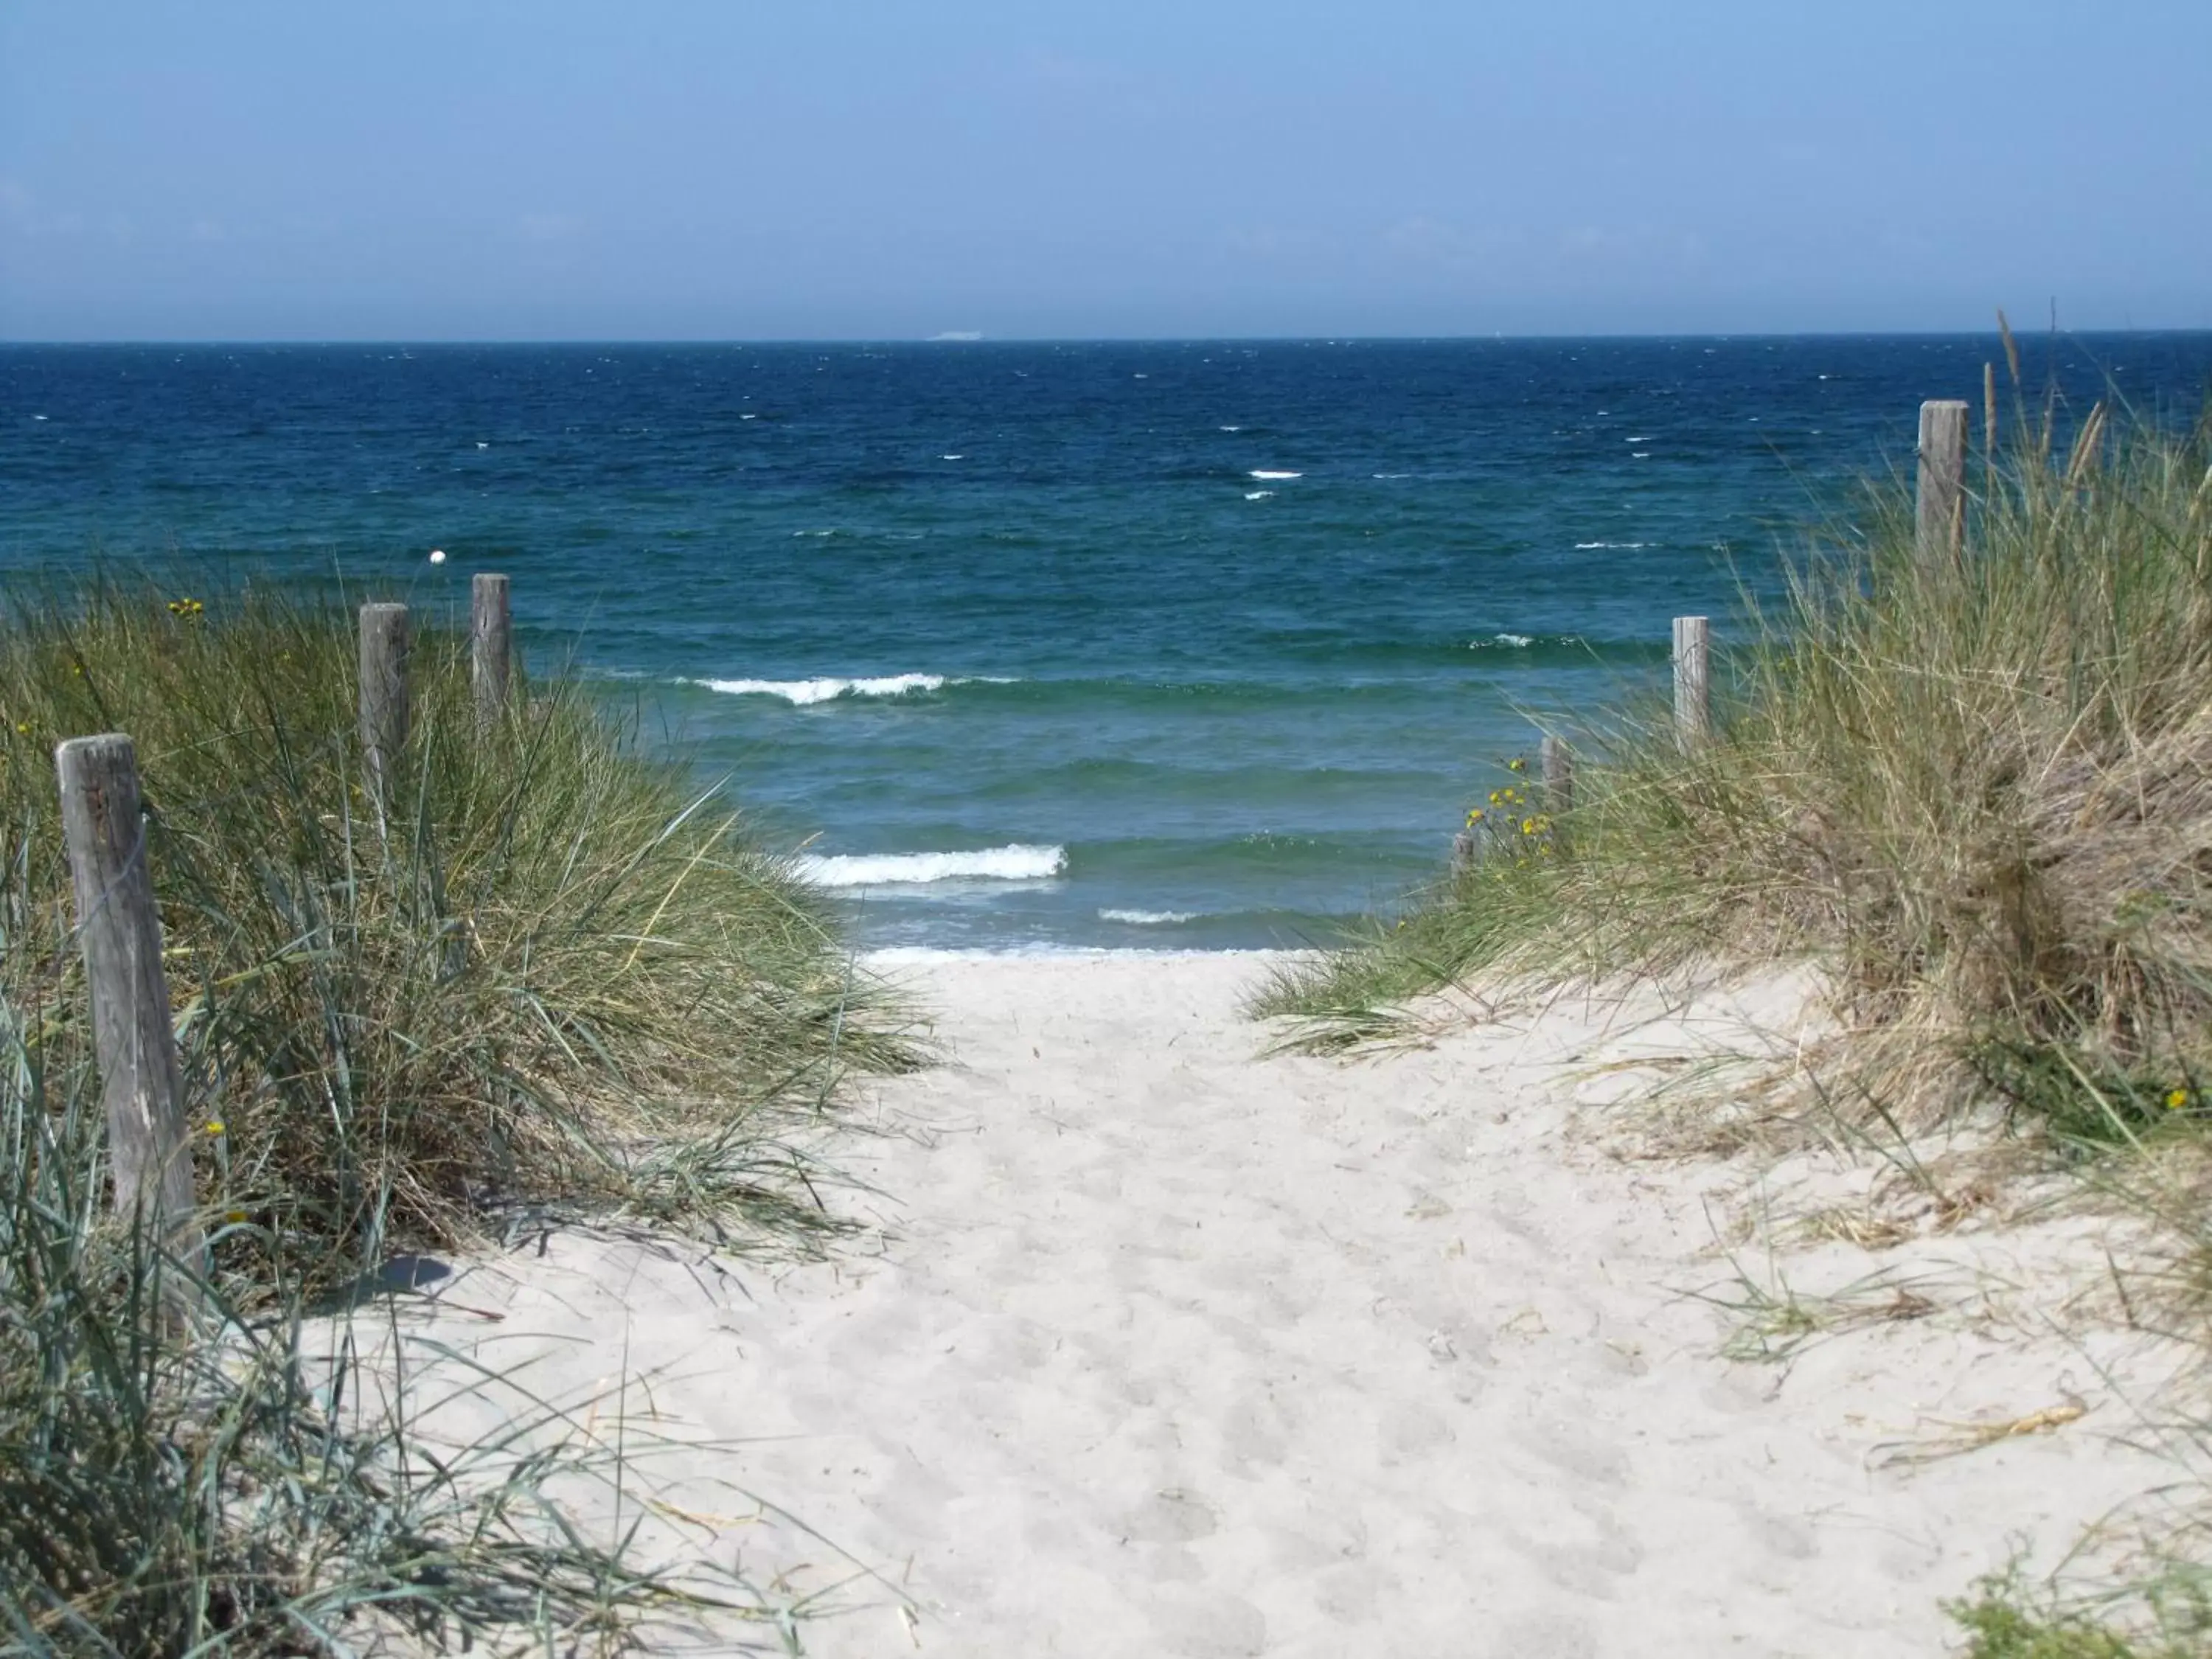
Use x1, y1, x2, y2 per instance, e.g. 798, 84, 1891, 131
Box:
0, 578, 919, 1291
1258, 404, 2212, 1144
0, 577, 920, 1652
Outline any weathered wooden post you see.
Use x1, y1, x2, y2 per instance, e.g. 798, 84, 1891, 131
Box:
1917, 399, 1969, 564
55, 735, 203, 1265
358, 602, 410, 796
1672, 616, 1710, 749
1540, 734, 1573, 813
470, 573, 511, 732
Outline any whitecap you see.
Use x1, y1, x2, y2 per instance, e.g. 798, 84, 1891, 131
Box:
1248, 469, 1303, 480
800, 844, 1066, 887
1632, 451, 1651, 459
941, 453, 964, 460
740, 412, 758, 420
1218, 424, 1242, 431
1492, 633, 1534, 647
1099, 908, 1197, 925
476, 441, 489, 449
1573, 541, 1649, 550
1371, 472, 1411, 479
31, 414, 47, 422
692, 674, 947, 705
1244, 490, 1274, 501
1626, 436, 1651, 442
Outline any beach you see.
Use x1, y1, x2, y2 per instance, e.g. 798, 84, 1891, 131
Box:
372, 951, 2178, 1656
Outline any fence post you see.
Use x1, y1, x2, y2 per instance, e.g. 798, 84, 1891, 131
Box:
470, 573, 511, 732
1540, 734, 1573, 813
1672, 616, 1710, 749
1917, 399, 1969, 565
55, 735, 203, 1265
358, 602, 410, 796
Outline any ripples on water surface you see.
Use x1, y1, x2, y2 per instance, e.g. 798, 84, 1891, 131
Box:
6, 335, 2210, 947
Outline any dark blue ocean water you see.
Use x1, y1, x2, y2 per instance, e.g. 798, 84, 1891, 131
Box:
5, 335, 2209, 949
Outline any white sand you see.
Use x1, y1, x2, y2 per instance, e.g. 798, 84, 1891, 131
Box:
379, 952, 2185, 1656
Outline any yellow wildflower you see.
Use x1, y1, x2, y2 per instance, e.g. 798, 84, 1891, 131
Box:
2169, 1088, 2191, 1111
1506, 757, 1526, 773
223, 1209, 248, 1225
1465, 808, 1484, 826
204, 1119, 226, 1135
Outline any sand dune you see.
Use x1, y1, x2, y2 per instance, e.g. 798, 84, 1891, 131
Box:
367, 953, 2180, 1656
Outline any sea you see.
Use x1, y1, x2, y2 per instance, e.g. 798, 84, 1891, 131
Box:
5, 335, 2210, 951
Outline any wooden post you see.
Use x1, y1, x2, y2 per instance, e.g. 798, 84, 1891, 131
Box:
55, 735, 203, 1263
358, 602, 410, 794
470, 573, 511, 731
1917, 399, 1969, 564
1672, 616, 1710, 749
1540, 734, 1573, 813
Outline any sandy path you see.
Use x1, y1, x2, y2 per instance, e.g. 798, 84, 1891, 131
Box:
403, 953, 2173, 1657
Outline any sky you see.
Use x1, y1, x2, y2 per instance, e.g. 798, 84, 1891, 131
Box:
1, 2, 2207, 341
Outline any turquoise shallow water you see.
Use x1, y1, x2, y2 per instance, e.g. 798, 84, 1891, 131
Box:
6, 335, 2210, 947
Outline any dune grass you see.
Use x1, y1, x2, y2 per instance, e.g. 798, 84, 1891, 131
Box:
0, 578, 919, 1287
1256, 387, 2212, 1651
1258, 400, 2212, 1146
0, 579, 918, 1652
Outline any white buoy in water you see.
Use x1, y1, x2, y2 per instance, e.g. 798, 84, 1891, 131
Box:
428, 549, 447, 565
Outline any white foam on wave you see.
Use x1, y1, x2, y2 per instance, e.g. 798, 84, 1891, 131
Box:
1574, 540, 1649, 550
1248, 469, 1303, 481
691, 673, 1018, 706
1372, 472, 1411, 479
693, 673, 943, 704
1099, 908, 1197, 926
1244, 490, 1274, 501
1219, 424, 1242, 431
800, 844, 1067, 887
1492, 633, 1534, 647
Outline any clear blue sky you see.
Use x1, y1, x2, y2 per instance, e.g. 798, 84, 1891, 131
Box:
3, 1, 2206, 341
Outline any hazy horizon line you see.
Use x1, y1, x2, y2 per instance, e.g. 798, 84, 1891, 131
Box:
9, 324, 2212, 349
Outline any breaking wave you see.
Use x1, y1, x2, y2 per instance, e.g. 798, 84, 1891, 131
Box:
798, 844, 1068, 887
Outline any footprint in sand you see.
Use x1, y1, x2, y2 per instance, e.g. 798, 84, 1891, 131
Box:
1142, 1584, 1269, 1659
1124, 1486, 1220, 1543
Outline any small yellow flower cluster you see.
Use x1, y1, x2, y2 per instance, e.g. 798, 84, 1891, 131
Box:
2168, 1088, 2194, 1112
1458, 757, 1561, 866
167, 597, 205, 619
